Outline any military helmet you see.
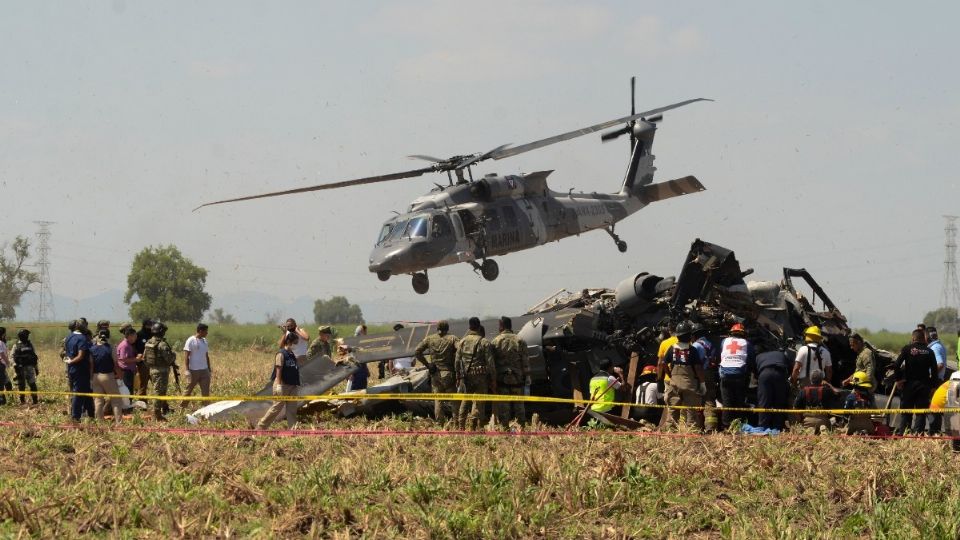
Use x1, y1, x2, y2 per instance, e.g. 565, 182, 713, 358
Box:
16, 329, 30, 341
151, 321, 167, 336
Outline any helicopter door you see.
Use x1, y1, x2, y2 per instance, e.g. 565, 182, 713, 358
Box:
520, 198, 547, 245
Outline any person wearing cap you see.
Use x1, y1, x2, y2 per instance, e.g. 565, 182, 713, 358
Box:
414, 320, 460, 422
790, 326, 833, 389
718, 323, 756, 430
455, 317, 496, 430
115, 326, 140, 397
794, 369, 837, 434
844, 371, 876, 435
308, 325, 333, 359
64, 320, 95, 421
634, 364, 662, 425
134, 319, 154, 397
659, 321, 705, 430
893, 329, 938, 435
89, 328, 124, 423
280, 318, 310, 364
11, 328, 40, 404
691, 323, 720, 431
490, 316, 531, 427
926, 327, 947, 382
589, 358, 624, 415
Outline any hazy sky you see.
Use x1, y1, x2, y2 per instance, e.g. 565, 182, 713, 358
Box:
2, 1, 958, 329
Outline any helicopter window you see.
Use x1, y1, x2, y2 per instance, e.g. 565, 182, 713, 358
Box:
386, 220, 408, 242
482, 209, 501, 231
377, 223, 396, 245
405, 217, 429, 238
432, 215, 452, 238
502, 206, 518, 227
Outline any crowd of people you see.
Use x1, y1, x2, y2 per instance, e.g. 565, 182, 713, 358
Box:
0, 315, 955, 434
650, 320, 957, 435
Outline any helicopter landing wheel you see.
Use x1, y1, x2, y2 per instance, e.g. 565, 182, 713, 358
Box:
617, 240, 628, 253
412, 272, 430, 294
480, 259, 499, 281
377, 271, 391, 282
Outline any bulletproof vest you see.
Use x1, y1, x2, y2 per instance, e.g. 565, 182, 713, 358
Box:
492, 332, 524, 383
13, 342, 38, 367
459, 334, 488, 376
143, 337, 174, 369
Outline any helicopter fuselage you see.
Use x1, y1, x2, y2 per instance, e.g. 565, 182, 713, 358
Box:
368, 171, 647, 278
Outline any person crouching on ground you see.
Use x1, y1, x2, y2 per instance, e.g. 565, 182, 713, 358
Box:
257, 331, 302, 429
90, 329, 124, 423
844, 371, 876, 435
794, 369, 838, 434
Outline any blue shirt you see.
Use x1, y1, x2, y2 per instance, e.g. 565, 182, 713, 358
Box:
692, 337, 717, 370
351, 363, 370, 390
65, 332, 91, 375
929, 339, 947, 378
90, 343, 115, 374
279, 348, 301, 386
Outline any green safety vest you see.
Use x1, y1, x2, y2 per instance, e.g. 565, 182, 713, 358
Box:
589, 375, 616, 413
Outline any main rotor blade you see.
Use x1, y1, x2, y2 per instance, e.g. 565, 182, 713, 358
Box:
407, 154, 447, 163
488, 98, 712, 160
193, 166, 437, 211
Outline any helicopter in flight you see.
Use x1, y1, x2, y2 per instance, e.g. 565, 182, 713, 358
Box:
196, 79, 710, 294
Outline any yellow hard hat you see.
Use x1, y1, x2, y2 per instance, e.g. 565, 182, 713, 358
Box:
804, 326, 823, 340
851, 371, 872, 390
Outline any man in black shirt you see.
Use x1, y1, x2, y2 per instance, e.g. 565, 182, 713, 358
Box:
894, 329, 939, 435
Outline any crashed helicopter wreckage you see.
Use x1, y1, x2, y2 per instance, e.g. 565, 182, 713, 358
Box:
193, 238, 887, 426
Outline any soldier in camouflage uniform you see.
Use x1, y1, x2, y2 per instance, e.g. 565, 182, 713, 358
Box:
490, 316, 531, 427
414, 320, 459, 422
455, 317, 497, 430
12, 329, 40, 404
308, 325, 333, 359
143, 322, 177, 420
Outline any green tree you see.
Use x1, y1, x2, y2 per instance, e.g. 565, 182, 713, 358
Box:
313, 296, 364, 325
125, 245, 212, 322
209, 307, 237, 325
923, 307, 959, 335
0, 236, 39, 320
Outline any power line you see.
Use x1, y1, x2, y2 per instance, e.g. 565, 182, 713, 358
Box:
33, 221, 56, 321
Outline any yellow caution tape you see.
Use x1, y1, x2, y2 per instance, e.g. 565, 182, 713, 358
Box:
0, 389, 950, 415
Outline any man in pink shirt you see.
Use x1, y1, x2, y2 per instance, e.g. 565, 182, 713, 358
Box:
115, 326, 141, 395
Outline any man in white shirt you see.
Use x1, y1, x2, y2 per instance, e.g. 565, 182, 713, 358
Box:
791, 326, 833, 388
391, 323, 415, 374
182, 323, 212, 408
282, 318, 310, 363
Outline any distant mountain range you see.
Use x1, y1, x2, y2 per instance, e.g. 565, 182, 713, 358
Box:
17, 289, 464, 325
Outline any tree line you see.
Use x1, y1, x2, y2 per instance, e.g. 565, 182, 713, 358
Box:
0, 240, 364, 325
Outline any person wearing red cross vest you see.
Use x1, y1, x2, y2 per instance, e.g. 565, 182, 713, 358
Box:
718, 323, 756, 430
790, 326, 833, 388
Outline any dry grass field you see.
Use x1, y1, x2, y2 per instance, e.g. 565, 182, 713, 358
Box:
0, 345, 958, 538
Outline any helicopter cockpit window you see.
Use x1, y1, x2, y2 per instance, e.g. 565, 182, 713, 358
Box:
432, 214, 452, 238
405, 217, 429, 238
377, 223, 396, 245
385, 220, 408, 242
482, 209, 501, 231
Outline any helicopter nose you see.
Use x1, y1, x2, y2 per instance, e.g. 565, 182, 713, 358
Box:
368, 246, 405, 273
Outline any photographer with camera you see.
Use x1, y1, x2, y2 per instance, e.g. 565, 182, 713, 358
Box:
278, 318, 309, 364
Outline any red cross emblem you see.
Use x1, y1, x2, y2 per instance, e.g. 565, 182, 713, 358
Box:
725, 340, 743, 355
